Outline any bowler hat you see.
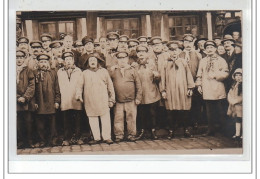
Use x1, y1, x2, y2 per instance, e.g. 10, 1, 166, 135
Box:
222, 34, 235, 44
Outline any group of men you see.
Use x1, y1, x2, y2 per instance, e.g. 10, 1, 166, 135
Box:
16, 30, 242, 149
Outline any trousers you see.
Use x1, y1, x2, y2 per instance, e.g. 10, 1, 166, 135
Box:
114, 100, 137, 139
36, 114, 57, 143
88, 111, 112, 141
62, 110, 81, 140
17, 111, 33, 145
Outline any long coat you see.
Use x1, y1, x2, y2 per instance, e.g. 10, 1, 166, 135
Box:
196, 54, 229, 100
57, 66, 83, 111
17, 66, 35, 111
161, 58, 195, 110
35, 69, 61, 114
227, 83, 242, 118
136, 59, 161, 104
77, 68, 115, 117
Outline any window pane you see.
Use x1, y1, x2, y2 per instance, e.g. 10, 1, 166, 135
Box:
113, 20, 121, 29
107, 21, 113, 30
123, 19, 129, 29
183, 17, 191, 26
169, 28, 176, 37
191, 17, 198, 25
130, 19, 138, 29
176, 27, 183, 35
59, 23, 65, 33
184, 26, 191, 33
66, 23, 74, 33
175, 17, 182, 26
169, 17, 175, 27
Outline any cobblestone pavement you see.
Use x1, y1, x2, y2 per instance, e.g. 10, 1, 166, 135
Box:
17, 135, 242, 155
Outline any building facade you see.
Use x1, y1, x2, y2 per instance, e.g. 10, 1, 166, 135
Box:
16, 10, 242, 41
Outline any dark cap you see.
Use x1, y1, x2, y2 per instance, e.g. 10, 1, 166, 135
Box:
232, 41, 242, 48
137, 36, 148, 42
73, 40, 83, 47
82, 36, 94, 45
194, 37, 208, 49
150, 36, 162, 45
30, 41, 42, 48
128, 39, 139, 46
222, 34, 235, 44
183, 34, 195, 42
16, 50, 26, 57
204, 40, 217, 49
40, 33, 53, 41
87, 52, 105, 62
136, 45, 148, 52
167, 41, 179, 49
119, 35, 129, 42
49, 41, 63, 49
107, 32, 120, 40
62, 51, 74, 60
115, 51, 129, 59
36, 54, 51, 61
17, 37, 29, 44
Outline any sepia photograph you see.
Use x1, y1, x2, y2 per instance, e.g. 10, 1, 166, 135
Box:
15, 10, 244, 155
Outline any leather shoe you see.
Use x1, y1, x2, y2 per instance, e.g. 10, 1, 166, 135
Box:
104, 139, 113, 145
167, 130, 174, 140
151, 129, 158, 140
88, 140, 100, 145
184, 129, 193, 138
128, 136, 136, 142
115, 138, 123, 143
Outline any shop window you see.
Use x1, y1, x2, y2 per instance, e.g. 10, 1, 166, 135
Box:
39, 21, 76, 40
105, 18, 140, 38
169, 16, 199, 40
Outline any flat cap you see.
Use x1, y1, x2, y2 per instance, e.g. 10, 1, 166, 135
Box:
167, 41, 180, 49
49, 41, 63, 48
82, 36, 94, 45
119, 35, 129, 42
40, 33, 53, 41
106, 32, 120, 40
87, 52, 105, 62
183, 34, 195, 42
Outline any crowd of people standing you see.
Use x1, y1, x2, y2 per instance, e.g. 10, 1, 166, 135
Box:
16, 30, 243, 149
